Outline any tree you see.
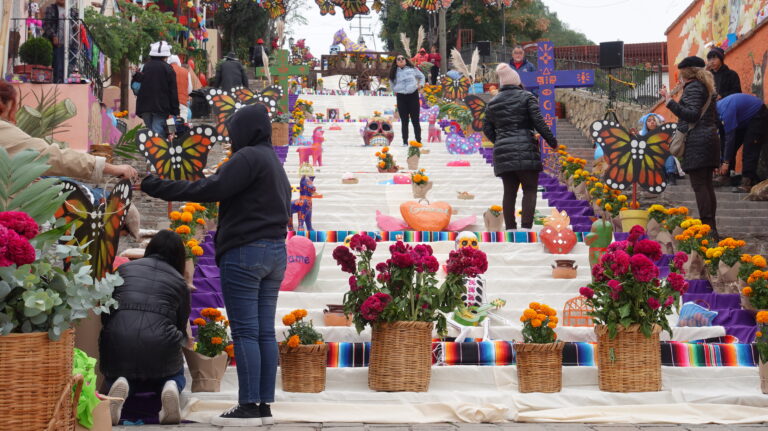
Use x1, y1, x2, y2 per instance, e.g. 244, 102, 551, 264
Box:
85, 1, 184, 111
213, 0, 269, 59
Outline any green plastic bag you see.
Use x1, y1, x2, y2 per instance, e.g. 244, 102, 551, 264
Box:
73, 348, 100, 429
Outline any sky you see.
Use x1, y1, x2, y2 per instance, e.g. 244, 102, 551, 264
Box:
291, 0, 694, 56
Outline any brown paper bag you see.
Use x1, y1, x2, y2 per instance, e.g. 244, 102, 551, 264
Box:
684, 252, 707, 280
76, 399, 114, 431
574, 182, 589, 201
646, 219, 662, 240
709, 261, 742, 294
183, 258, 197, 291
183, 347, 229, 392
760, 361, 768, 394
670, 226, 684, 252
483, 210, 504, 231
412, 182, 432, 199
406, 155, 420, 170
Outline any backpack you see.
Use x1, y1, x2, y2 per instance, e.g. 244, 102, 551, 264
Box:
130, 65, 144, 96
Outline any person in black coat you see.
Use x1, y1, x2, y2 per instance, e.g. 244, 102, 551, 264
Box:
213, 52, 250, 92
141, 104, 291, 427
135, 41, 179, 139
249, 39, 268, 68
707, 47, 742, 100
483, 63, 557, 231
661, 56, 721, 240
100, 230, 190, 426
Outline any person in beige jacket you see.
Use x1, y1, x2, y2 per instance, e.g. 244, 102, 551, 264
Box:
0, 80, 138, 182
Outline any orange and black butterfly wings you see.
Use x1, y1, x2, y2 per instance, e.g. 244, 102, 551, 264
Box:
464, 95, 487, 132
262, 0, 287, 19
54, 180, 93, 243
315, 0, 336, 15
412, 0, 439, 11
331, 0, 370, 20
637, 123, 675, 193
136, 126, 220, 181
441, 75, 471, 101
91, 180, 131, 280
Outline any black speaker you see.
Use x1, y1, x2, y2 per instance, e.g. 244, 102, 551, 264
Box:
477, 41, 491, 56
599, 41, 624, 69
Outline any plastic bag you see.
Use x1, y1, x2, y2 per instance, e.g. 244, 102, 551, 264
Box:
677, 301, 718, 327
73, 348, 100, 429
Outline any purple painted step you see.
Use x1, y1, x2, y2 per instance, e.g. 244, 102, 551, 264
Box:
273, 146, 289, 164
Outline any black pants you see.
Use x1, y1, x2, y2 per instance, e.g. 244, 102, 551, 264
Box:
687, 168, 718, 238
740, 105, 768, 182
500, 170, 539, 229
430, 65, 439, 85
396, 91, 421, 145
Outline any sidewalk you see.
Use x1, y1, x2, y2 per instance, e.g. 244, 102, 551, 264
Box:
115, 422, 768, 430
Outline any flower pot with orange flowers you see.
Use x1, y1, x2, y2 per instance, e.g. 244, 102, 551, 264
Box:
279, 309, 327, 393
673, 219, 713, 280
737, 254, 767, 310
375, 147, 398, 173
483, 205, 503, 231
515, 303, 564, 393
411, 169, 432, 199
407, 141, 421, 170
703, 238, 745, 294
169, 202, 208, 290
740, 264, 768, 313
755, 311, 768, 393
184, 308, 231, 392
646, 205, 688, 254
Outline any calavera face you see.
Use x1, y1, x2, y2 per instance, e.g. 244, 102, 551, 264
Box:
456, 231, 479, 250
343, 234, 354, 248
363, 116, 394, 146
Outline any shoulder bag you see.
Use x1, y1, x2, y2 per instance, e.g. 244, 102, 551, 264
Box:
669, 88, 712, 158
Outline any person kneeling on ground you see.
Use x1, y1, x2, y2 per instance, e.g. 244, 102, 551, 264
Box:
716, 93, 768, 193
100, 230, 191, 426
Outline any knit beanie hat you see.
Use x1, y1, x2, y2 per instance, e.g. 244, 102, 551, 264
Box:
707, 47, 725, 62
496, 63, 521, 86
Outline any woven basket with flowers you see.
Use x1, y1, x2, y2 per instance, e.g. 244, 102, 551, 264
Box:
279, 309, 327, 393
515, 302, 563, 393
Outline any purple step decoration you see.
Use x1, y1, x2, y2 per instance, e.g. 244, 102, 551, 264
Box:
539, 172, 594, 232
273, 146, 289, 164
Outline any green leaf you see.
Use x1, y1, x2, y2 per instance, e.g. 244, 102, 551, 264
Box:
618, 303, 631, 318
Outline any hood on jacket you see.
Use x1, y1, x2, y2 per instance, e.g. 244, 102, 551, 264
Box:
638, 113, 665, 136
225, 104, 272, 152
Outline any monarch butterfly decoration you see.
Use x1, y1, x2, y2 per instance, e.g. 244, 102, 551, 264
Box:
331, 0, 370, 20
463, 95, 487, 133
315, 0, 336, 15
440, 75, 471, 101
591, 119, 676, 194
261, 0, 287, 19
136, 125, 222, 181
206, 86, 282, 138
54, 180, 132, 280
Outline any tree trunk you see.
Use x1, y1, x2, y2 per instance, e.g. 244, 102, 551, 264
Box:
438, 9, 447, 74
120, 56, 130, 112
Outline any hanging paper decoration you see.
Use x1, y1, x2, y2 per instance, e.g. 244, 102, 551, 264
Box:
331, 0, 370, 20
261, 0, 287, 19
315, 0, 336, 15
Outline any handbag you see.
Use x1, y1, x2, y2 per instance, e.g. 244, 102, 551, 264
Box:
677, 300, 718, 327
669, 89, 712, 158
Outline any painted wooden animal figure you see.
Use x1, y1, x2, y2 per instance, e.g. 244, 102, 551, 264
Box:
427, 115, 442, 143
297, 131, 323, 166
332, 29, 371, 53
585, 218, 614, 271
289, 176, 316, 231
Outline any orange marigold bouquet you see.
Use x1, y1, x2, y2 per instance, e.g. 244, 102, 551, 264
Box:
674, 219, 712, 255
169, 202, 208, 258
193, 308, 230, 358
375, 147, 396, 171
589, 181, 629, 217
519, 302, 558, 343
488, 205, 502, 217
282, 309, 323, 347
411, 169, 429, 185
742, 271, 768, 309
704, 237, 745, 275
739, 254, 767, 282
407, 140, 422, 158
755, 311, 768, 364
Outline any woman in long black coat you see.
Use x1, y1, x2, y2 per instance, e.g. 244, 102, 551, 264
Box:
661, 56, 721, 239
483, 63, 557, 230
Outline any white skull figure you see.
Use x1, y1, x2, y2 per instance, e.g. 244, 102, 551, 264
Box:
455, 231, 485, 308
455, 231, 479, 250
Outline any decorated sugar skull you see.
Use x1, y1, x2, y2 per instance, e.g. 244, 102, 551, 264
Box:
343, 234, 354, 248
363, 116, 394, 146
455, 231, 479, 250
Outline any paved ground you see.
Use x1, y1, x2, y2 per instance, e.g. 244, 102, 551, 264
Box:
115, 422, 768, 430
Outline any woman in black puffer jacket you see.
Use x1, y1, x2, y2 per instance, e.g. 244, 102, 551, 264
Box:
661, 56, 721, 239
99, 230, 190, 425
483, 63, 557, 230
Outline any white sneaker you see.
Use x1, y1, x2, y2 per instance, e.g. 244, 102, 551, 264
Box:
107, 377, 129, 426
159, 380, 181, 424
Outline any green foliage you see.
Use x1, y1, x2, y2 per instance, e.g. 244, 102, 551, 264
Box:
282, 310, 323, 345
214, 0, 270, 59
15, 86, 77, 141
0, 149, 66, 224
193, 309, 230, 358
437, 101, 472, 134
111, 124, 143, 160
19, 37, 53, 67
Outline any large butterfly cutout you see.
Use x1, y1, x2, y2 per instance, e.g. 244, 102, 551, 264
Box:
136, 125, 221, 181
591, 119, 677, 194
464, 95, 487, 133
207, 86, 282, 138
440, 75, 471, 101
261, 0, 286, 19
411, 0, 438, 11
54, 180, 132, 280
315, 0, 336, 15
331, 0, 370, 20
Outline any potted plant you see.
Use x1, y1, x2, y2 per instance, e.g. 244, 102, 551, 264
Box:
407, 140, 422, 170
646, 205, 687, 254
169, 202, 207, 289
184, 308, 231, 392
738, 254, 766, 310
515, 302, 564, 393
0, 149, 121, 429
580, 226, 690, 392
703, 237, 745, 294
755, 311, 768, 394
483, 205, 503, 232
279, 309, 327, 393
272, 111, 292, 147
333, 234, 488, 391
15, 37, 53, 82
740, 268, 768, 312
411, 169, 431, 199
673, 219, 713, 280
375, 147, 398, 173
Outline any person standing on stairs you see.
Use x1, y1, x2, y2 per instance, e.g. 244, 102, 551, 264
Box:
483, 63, 557, 231
213, 52, 250, 93
427, 45, 441, 85
141, 104, 291, 427
390, 54, 425, 146
167, 55, 193, 123
661, 56, 721, 240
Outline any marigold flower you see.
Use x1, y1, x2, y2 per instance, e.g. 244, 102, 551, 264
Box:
187, 239, 199, 248
531, 318, 542, 328
170, 211, 182, 221
523, 309, 537, 320
180, 212, 193, 223
617, 195, 627, 202
742, 286, 753, 296
757, 311, 768, 324
753, 255, 767, 267
215, 315, 226, 322
191, 246, 204, 256
210, 337, 223, 345
225, 344, 235, 358
193, 318, 206, 326
176, 225, 191, 235
757, 331, 763, 338
283, 314, 297, 326
382, 146, 389, 153
292, 309, 308, 319
547, 321, 557, 329
378, 161, 386, 168
197, 218, 206, 225
287, 335, 300, 348
201, 308, 220, 318
490, 205, 502, 212
529, 302, 540, 310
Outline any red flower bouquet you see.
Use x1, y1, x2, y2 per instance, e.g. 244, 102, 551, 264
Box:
333, 234, 488, 335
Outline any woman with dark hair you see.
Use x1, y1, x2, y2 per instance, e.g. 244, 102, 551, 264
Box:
483, 63, 557, 231
389, 54, 425, 146
99, 230, 190, 426
427, 45, 441, 85
661, 56, 721, 240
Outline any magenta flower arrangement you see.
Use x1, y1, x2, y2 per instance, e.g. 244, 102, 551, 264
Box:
0, 211, 38, 267
579, 225, 690, 339
332, 233, 488, 335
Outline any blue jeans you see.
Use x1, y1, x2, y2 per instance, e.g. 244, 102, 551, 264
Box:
102, 369, 186, 397
141, 113, 167, 138
219, 239, 287, 404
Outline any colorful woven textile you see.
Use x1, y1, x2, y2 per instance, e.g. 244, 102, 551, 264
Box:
286, 230, 587, 243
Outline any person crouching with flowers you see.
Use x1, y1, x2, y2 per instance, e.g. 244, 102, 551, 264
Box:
99, 230, 190, 425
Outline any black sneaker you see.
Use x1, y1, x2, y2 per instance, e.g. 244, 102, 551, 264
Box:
210, 403, 262, 427
259, 403, 274, 425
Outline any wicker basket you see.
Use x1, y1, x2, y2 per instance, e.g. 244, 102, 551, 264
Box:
368, 321, 433, 392
0, 329, 79, 430
514, 342, 565, 393
272, 123, 289, 147
279, 343, 328, 393
595, 324, 662, 392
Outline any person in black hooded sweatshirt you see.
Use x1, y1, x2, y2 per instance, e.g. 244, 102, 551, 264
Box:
141, 104, 291, 427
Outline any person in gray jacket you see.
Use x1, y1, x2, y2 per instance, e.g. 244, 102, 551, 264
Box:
389, 54, 425, 146
213, 52, 250, 92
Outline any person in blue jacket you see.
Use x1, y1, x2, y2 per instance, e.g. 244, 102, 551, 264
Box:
716, 93, 768, 193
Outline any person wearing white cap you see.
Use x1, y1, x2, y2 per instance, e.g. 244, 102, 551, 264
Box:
135, 41, 179, 138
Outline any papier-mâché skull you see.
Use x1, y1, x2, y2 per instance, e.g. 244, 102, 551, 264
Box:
456, 231, 479, 250
363, 116, 394, 146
